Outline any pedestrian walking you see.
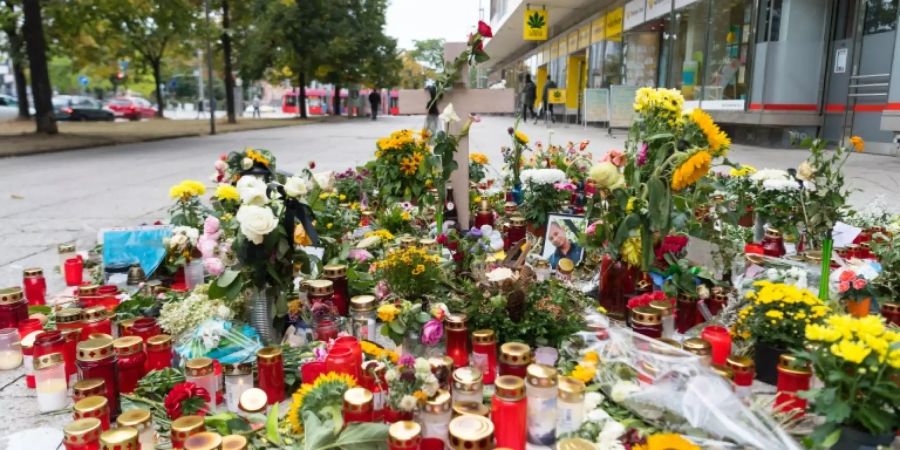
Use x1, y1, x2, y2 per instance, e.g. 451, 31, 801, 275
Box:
522, 74, 536, 122
368, 89, 381, 121
252, 95, 261, 118
424, 83, 440, 138
541, 78, 557, 124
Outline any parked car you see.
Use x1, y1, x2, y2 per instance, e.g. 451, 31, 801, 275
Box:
53, 95, 114, 121
0, 94, 19, 120
106, 97, 157, 120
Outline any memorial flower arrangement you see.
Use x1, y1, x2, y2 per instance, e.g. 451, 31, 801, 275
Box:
163, 225, 200, 272
519, 168, 570, 226
794, 135, 859, 248
732, 281, 831, 348
377, 300, 448, 346
374, 245, 442, 299
158, 284, 236, 337
371, 129, 435, 203
384, 356, 441, 412
286, 371, 357, 433
469, 152, 490, 183
168, 179, 208, 228
798, 315, 900, 447
526, 140, 594, 183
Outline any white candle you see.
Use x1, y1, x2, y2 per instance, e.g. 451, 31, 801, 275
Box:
0, 349, 23, 370
36, 378, 68, 411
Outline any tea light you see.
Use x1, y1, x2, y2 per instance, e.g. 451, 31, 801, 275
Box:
238, 388, 268, 415
184, 431, 223, 450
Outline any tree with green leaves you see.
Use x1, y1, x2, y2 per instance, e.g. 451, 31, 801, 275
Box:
1, 0, 30, 119
22, 0, 56, 133
409, 38, 445, 70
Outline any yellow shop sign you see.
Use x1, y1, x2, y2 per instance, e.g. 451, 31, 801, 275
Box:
547, 88, 567, 104
523, 7, 549, 41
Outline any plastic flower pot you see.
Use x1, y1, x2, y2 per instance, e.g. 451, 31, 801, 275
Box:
845, 297, 871, 318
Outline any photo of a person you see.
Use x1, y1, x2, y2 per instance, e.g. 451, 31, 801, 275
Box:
542, 215, 585, 269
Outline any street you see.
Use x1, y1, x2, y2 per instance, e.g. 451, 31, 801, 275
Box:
3, 115, 900, 293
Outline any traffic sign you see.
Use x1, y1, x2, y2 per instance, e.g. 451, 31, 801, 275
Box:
78, 75, 89, 86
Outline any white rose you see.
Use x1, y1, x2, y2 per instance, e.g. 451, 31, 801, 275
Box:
313, 171, 336, 191
284, 176, 308, 198
236, 176, 269, 205
236, 204, 278, 244
384, 368, 398, 383
584, 391, 605, 412
241, 157, 253, 170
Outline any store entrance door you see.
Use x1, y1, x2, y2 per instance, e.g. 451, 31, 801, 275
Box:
823, 0, 898, 154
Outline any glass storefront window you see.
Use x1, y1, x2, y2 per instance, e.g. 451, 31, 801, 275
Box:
558, 57, 568, 88
864, 0, 898, 35
589, 42, 604, 88
666, 0, 709, 101
624, 30, 661, 87
604, 41, 624, 86
703, 0, 752, 101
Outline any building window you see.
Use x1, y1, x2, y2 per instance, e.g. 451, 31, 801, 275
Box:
589, 42, 605, 87
864, 0, 898, 35
756, 0, 782, 42
703, 0, 752, 101
604, 41, 624, 86
667, 0, 709, 100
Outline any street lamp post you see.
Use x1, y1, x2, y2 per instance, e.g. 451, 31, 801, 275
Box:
204, 0, 216, 135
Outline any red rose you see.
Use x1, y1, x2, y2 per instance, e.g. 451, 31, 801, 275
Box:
436, 234, 448, 245
478, 20, 493, 38
164, 382, 211, 419
309, 161, 317, 169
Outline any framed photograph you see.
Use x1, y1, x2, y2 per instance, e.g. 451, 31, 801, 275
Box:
542, 213, 587, 269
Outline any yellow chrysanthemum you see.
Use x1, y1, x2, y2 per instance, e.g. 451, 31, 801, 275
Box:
287, 371, 356, 434
805, 324, 841, 343
169, 183, 189, 199
850, 135, 864, 152
365, 229, 395, 241
513, 130, 529, 145
215, 184, 239, 201
377, 303, 400, 322
729, 164, 757, 177
169, 179, 206, 200
830, 339, 872, 364
620, 235, 641, 267
690, 109, 731, 156
469, 152, 489, 165
633, 433, 700, 450
671, 150, 712, 191
569, 364, 596, 384
583, 351, 600, 364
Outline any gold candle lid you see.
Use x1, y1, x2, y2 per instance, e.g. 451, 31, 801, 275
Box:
388, 421, 422, 448
726, 355, 755, 374
78, 285, 100, 296
307, 279, 334, 296
74, 395, 109, 415
882, 302, 900, 313
23, 267, 44, 278
445, 313, 468, 331
186, 357, 214, 377
89, 333, 114, 341
73, 378, 106, 398
504, 201, 517, 212
184, 431, 223, 450
64, 418, 102, 447
350, 295, 376, 311
499, 342, 532, 366
118, 318, 137, 335
239, 388, 268, 413
82, 306, 108, 323
557, 258, 575, 274
777, 354, 812, 374
471, 329, 495, 344
510, 215, 526, 226
171, 415, 206, 434
494, 375, 525, 400
57, 307, 84, 324
423, 390, 451, 413
223, 361, 252, 376
556, 437, 597, 450
0, 287, 24, 305
113, 336, 143, 357
683, 338, 712, 356
452, 367, 483, 392
711, 364, 734, 380
448, 415, 494, 450
399, 236, 417, 247
59, 243, 77, 253
765, 227, 782, 238
222, 435, 248, 450
117, 408, 152, 427
526, 363, 558, 387
343, 387, 373, 412
533, 259, 550, 269
630, 307, 662, 325
479, 199, 491, 212
76, 337, 115, 362
147, 334, 172, 351
452, 401, 490, 417
257, 346, 283, 363
323, 264, 348, 278
648, 300, 673, 315
419, 238, 437, 247
558, 376, 586, 402
33, 351, 64, 370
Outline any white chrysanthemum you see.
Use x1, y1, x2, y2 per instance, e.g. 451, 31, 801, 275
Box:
520, 168, 567, 186
399, 394, 418, 412
384, 368, 398, 383
414, 357, 432, 374
584, 391, 605, 412
762, 178, 801, 191
750, 168, 789, 182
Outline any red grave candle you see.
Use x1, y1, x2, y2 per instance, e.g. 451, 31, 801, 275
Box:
76, 337, 120, 416
73, 395, 111, 431
323, 265, 350, 317
700, 325, 732, 366
775, 355, 812, 417
326, 346, 356, 379
112, 336, 145, 394
491, 375, 527, 450
22, 268, 47, 306
65, 257, 85, 287
498, 342, 531, 378
145, 334, 173, 372
388, 421, 421, 450
257, 347, 285, 404
445, 314, 469, 368
61, 328, 81, 384
64, 417, 102, 450
302, 361, 326, 385
0, 287, 29, 330
471, 329, 497, 385
343, 387, 374, 423
130, 317, 161, 343
79, 307, 112, 342
332, 336, 362, 381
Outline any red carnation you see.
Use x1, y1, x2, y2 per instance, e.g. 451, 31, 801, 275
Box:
164, 382, 211, 419
478, 20, 493, 38
655, 235, 689, 261
436, 234, 448, 245
309, 161, 317, 170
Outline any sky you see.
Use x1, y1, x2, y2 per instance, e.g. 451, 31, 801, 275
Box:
385, 0, 483, 50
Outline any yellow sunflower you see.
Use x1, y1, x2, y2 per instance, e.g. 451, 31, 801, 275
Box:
399, 157, 418, 176
633, 433, 700, 450
287, 372, 356, 434
690, 109, 730, 156
671, 150, 712, 191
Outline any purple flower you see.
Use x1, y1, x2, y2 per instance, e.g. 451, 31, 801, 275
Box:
637, 142, 649, 166
313, 346, 328, 362
421, 319, 444, 346
399, 354, 416, 367
467, 228, 483, 238
349, 248, 373, 263
554, 182, 577, 192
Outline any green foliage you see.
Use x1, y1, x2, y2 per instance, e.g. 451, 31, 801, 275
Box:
409, 38, 445, 70
869, 233, 900, 301
792, 134, 854, 248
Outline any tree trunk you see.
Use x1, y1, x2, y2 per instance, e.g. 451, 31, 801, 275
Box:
151, 59, 165, 118
222, 0, 236, 124
298, 72, 308, 119
21, 0, 56, 134
332, 84, 341, 116
2, 1, 29, 120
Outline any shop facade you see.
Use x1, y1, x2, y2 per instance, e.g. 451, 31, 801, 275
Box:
485, 0, 900, 155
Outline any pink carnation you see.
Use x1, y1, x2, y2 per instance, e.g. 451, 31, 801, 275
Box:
421, 319, 444, 346
203, 257, 225, 276
554, 182, 577, 192
349, 248, 373, 263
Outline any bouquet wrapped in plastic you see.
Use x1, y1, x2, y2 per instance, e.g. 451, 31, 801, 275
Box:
175, 318, 263, 364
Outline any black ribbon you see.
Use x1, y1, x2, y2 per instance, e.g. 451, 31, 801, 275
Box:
270, 183, 320, 247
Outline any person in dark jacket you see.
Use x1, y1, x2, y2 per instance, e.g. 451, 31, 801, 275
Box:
541, 78, 557, 124
522, 74, 536, 121
368, 89, 381, 120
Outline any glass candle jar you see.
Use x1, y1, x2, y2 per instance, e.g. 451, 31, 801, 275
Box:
325, 345, 355, 381
117, 408, 156, 450
257, 347, 285, 404
532, 259, 551, 282
171, 416, 206, 449
34, 330, 66, 366
630, 307, 663, 339
333, 336, 362, 381
0, 287, 28, 329
223, 362, 253, 413
491, 375, 527, 450
113, 336, 145, 394
451, 401, 490, 418
0, 327, 22, 370
185, 357, 217, 412
22, 331, 38, 388
471, 329, 497, 385
881, 302, 900, 327
80, 307, 113, 342
100, 427, 139, 450
77, 285, 100, 310
775, 354, 812, 416
556, 258, 575, 281
682, 338, 712, 366
117, 318, 137, 338
506, 216, 526, 250
388, 421, 422, 450
499, 342, 531, 378
64, 417, 102, 450
74, 395, 111, 431
449, 415, 494, 450
445, 313, 469, 368
65, 258, 85, 287
307, 279, 336, 313
350, 295, 378, 341
525, 364, 558, 446
420, 390, 452, 447
676, 297, 700, 334
59, 242, 77, 269
23, 268, 47, 306
301, 360, 326, 385
61, 328, 80, 384
35, 352, 68, 411
342, 387, 374, 423
222, 435, 248, 450
73, 378, 106, 403
76, 337, 120, 415
648, 300, 675, 339
452, 367, 484, 404
762, 227, 786, 257
183, 432, 223, 450
708, 287, 728, 317
474, 200, 495, 228
17, 318, 42, 339
130, 318, 161, 343
238, 388, 268, 417
700, 325, 733, 366
323, 264, 350, 317
556, 376, 586, 438
145, 334, 172, 372
56, 307, 85, 334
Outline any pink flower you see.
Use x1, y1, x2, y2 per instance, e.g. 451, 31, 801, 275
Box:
203, 257, 225, 276
349, 248, 373, 263
203, 216, 220, 235
554, 182, 577, 192
839, 271, 855, 282
853, 278, 867, 290
375, 281, 390, 300
839, 281, 851, 293
601, 149, 626, 167
637, 143, 649, 166
421, 319, 444, 346
586, 220, 600, 236
469, 113, 481, 123
198, 238, 217, 259
399, 354, 416, 367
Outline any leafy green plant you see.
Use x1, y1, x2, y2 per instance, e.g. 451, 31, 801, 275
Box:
792, 134, 855, 248
867, 233, 900, 302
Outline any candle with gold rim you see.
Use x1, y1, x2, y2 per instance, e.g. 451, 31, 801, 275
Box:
525, 364, 558, 446
171, 415, 206, 449
421, 390, 452, 447
117, 408, 156, 449
184, 431, 223, 450
342, 387, 374, 423
451, 366, 484, 404
63, 418, 102, 450
74, 395, 111, 430
100, 427, 138, 450
388, 421, 422, 450
185, 357, 217, 412
449, 414, 495, 450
